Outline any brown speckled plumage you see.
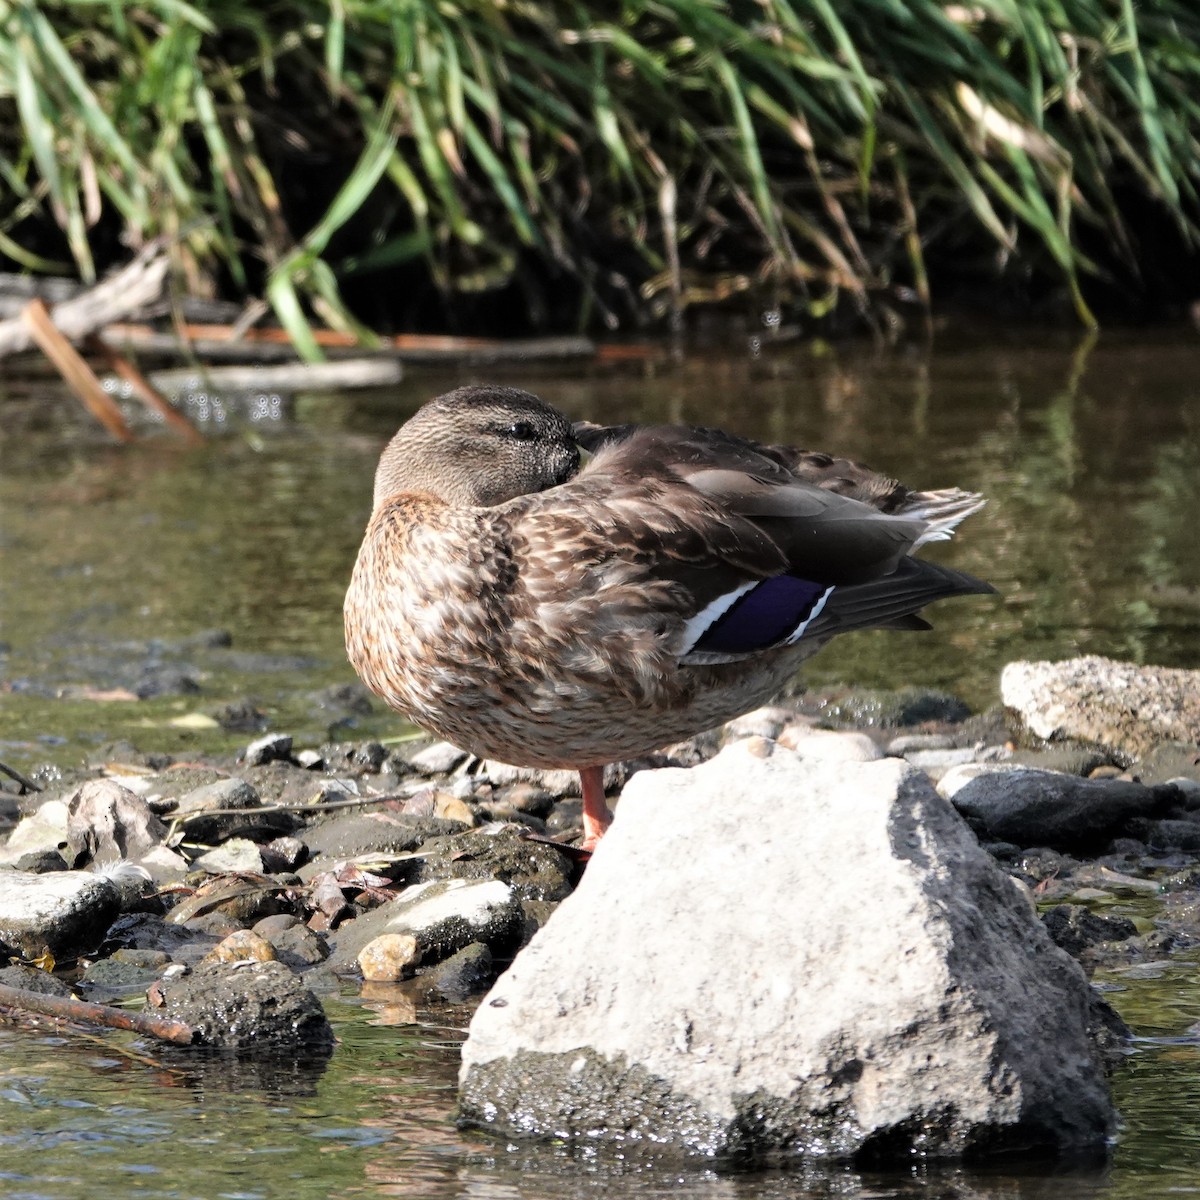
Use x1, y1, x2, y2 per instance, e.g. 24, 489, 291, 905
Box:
344, 385, 994, 846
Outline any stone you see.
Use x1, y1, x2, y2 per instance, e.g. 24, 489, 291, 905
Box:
950, 769, 1179, 851
78, 956, 164, 999
63, 779, 169, 870
901, 747, 982, 772
774, 727, 881, 762
0, 870, 122, 959
143, 960, 332, 1048
407, 741, 470, 775
459, 743, 1113, 1162
202, 929, 277, 964
358, 933, 420, 981
242, 733, 294, 767
936, 762, 1032, 799
173, 778, 262, 843
190, 838, 264, 875
300, 810, 429, 862
406, 828, 574, 902
1001, 656, 1200, 759
425, 941, 496, 1002
264, 923, 330, 971
329, 877, 523, 973
0, 799, 70, 865
1041, 905, 1139, 962
0, 963, 73, 996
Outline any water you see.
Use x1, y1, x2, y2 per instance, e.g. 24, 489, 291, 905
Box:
1, 329, 1200, 1196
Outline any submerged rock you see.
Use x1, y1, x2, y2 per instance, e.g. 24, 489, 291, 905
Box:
459, 742, 1114, 1162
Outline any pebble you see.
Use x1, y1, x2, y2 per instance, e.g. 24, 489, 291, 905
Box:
358, 933, 420, 981
203, 930, 277, 964
243, 733, 294, 767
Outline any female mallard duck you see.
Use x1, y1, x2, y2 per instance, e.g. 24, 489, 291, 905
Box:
345, 385, 993, 850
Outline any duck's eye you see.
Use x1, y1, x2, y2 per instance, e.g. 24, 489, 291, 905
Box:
505, 421, 539, 441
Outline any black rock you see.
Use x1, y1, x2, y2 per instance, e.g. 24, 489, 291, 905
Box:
143, 960, 333, 1049
952, 770, 1180, 852
424, 942, 496, 1002
1041, 905, 1138, 960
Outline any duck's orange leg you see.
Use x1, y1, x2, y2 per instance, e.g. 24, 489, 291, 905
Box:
579, 765, 612, 852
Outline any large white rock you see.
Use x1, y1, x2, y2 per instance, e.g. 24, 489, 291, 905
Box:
459, 741, 1114, 1161
1002, 655, 1200, 758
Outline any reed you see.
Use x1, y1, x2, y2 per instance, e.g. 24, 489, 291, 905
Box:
1, 1, 1197, 346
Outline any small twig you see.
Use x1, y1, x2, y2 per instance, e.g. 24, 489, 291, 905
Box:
172, 787, 428, 822
0, 761, 42, 794
0, 983, 194, 1045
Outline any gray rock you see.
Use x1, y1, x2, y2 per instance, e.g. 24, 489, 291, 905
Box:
0, 870, 122, 958
0, 799, 70, 864
0, 963, 73, 996
242, 733, 293, 767
60, 780, 186, 883
190, 839, 265, 875
775, 727, 881, 762
143, 959, 332, 1048
425, 942, 496, 1002
937, 761, 1033, 799
407, 740, 470, 775
79, 956, 164, 999
173, 778, 261, 843
1001, 656, 1200, 759
328, 877, 523, 972
459, 743, 1113, 1162
406, 828, 574, 902
64, 779, 168, 867
951, 769, 1179, 851
300, 810, 432, 863
900, 747, 984, 777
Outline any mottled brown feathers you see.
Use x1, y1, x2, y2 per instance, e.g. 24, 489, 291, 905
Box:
344, 386, 993, 772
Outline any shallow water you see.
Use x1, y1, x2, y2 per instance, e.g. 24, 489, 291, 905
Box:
3, 328, 1199, 772
1, 329, 1200, 1195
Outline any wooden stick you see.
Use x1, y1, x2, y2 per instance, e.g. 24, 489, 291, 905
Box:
22, 299, 135, 442
0, 983, 194, 1045
83, 333, 205, 444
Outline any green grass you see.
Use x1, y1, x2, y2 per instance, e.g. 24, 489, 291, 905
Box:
1, 0, 1198, 346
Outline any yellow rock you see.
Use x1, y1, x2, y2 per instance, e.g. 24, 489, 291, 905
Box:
358, 933, 419, 981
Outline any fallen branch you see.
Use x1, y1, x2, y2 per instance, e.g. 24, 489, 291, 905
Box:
147, 358, 403, 394
0, 982, 194, 1045
0, 244, 170, 359
106, 321, 598, 364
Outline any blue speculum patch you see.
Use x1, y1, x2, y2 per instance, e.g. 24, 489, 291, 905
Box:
696, 575, 830, 654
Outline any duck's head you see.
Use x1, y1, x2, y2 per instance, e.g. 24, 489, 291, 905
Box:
371, 385, 581, 509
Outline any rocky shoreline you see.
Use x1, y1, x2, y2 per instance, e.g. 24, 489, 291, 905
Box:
0, 653, 1197, 1162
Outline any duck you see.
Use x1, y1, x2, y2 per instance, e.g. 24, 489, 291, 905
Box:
344, 384, 994, 850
